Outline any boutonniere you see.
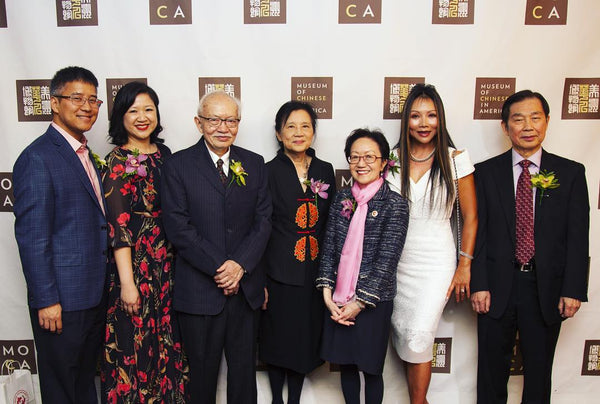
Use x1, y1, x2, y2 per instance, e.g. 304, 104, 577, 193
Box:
122, 149, 148, 179
530, 170, 559, 206
383, 151, 400, 179
229, 160, 248, 186
303, 178, 330, 207
340, 197, 356, 220
90, 151, 106, 170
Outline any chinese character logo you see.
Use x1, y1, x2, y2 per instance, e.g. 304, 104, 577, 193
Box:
384, 77, 426, 119
431, 337, 452, 373
473, 78, 516, 120
581, 340, 600, 375
244, 0, 286, 24
562, 79, 600, 120
525, 0, 568, 25
291, 77, 333, 119
55, 0, 98, 27
198, 78, 241, 101
16, 80, 53, 122
149, 0, 192, 25
432, 0, 474, 24
339, 0, 382, 24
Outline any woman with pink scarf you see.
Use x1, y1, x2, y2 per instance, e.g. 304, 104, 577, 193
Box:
316, 129, 409, 404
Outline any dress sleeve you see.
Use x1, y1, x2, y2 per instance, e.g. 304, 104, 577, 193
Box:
102, 149, 134, 248
451, 148, 475, 179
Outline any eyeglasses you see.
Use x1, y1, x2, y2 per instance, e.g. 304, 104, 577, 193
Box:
347, 155, 382, 164
198, 115, 240, 128
53, 94, 103, 108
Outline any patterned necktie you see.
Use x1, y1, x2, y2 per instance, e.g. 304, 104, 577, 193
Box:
515, 159, 534, 264
216, 158, 227, 185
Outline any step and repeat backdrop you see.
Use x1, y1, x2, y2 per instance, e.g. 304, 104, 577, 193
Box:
1, 1, 599, 403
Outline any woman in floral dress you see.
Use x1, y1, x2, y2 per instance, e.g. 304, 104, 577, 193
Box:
101, 82, 187, 403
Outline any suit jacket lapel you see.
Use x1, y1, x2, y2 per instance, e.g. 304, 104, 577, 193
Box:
534, 149, 549, 229
49, 128, 104, 214
195, 139, 226, 195
225, 148, 239, 197
494, 150, 516, 246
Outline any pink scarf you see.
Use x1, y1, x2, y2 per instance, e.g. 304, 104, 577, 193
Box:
333, 177, 384, 305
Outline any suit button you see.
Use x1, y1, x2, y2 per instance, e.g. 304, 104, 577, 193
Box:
101, 225, 107, 231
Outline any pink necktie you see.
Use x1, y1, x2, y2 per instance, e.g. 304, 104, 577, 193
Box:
515, 160, 534, 264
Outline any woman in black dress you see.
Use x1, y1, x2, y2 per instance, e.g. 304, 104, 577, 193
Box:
259, 101, 336, 404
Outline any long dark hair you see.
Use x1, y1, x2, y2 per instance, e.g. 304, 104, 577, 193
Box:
394, 83, 456, 213
108, 82, 164, 146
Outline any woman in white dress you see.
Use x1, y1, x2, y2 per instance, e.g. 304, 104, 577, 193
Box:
388, 84, 478, 404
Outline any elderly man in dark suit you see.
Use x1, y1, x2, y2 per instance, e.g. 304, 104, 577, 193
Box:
13, 66, 108, 403
162, 90, 272, 404
471, 90, 589, 404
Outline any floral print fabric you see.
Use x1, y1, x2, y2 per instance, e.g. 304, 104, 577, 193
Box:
101, 145, 187, 404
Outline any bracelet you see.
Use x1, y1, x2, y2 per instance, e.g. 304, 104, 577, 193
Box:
355, 300, 365, 310
459, 250, 474, 260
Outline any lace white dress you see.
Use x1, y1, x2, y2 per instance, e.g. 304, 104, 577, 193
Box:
388, 148, 474, 363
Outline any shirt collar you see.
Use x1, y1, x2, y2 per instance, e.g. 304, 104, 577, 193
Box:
512, 147, 542, 168
52, 122, 87, 152
203, 138, 230, 166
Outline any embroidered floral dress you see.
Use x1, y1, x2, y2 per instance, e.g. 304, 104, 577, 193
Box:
101, 144, 187, 404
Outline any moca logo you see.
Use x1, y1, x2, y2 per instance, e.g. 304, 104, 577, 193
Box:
339, 0, 381, 24
0, 173, 14, 213
335, 169, 353, 190
149, 0, 192, 25
0, 340, 37, 374
525, 0, 568, 25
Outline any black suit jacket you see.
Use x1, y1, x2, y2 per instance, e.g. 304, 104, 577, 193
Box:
471, 148, 589, 325
161, 139, 272, 315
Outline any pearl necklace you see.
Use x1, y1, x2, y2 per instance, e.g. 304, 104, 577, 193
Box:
409, 147, 436, 163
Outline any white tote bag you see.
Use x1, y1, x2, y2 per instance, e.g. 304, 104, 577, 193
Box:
0, 368, 35, 404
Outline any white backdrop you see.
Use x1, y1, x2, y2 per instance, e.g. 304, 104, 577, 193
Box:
1, 1, 599, 403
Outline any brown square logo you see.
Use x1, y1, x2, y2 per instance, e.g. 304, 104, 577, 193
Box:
0, 0, 7, 28
525, 0, 568, 25
16, 80, 53, 122
383, 77, 426, 119
473, 78, 516, 120
431, 337, 452, 373
432, 0, 475, 25
106, 78, 148, 118
0, 340, 37, 374
55, 0, 98, 27
291, 77, 333, 119
150, 0, 192, 25
339, 0, 382, 24
562, 78, 600, 120
198, 78, 242, 101
244, 0, 286, 24
581, 340, 600, 375
335, 169, 353, 190
0, 173, 13, 213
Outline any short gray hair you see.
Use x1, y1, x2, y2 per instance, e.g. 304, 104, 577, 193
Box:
197, 90, 241, 119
